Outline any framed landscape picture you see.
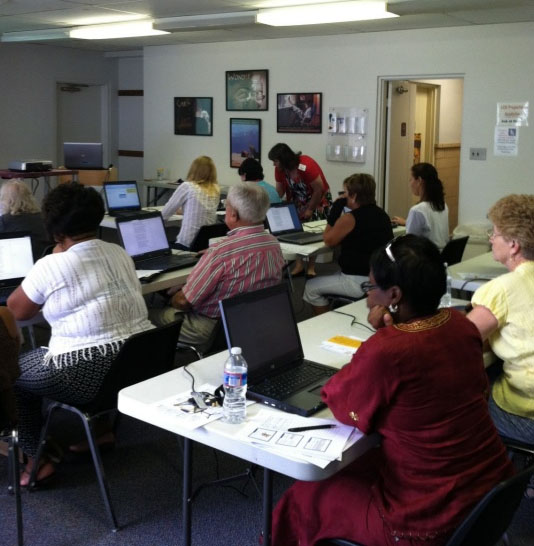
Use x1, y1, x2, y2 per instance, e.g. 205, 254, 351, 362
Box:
230, 118, 261, 168
276, 92, 322, 133
226, 70, 268, 111
174, 97, 213, 136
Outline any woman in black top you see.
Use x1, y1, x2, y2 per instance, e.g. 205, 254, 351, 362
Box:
303, 173, 393, 314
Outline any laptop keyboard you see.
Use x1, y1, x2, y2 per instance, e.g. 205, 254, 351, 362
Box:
254, 362, 336, 399
137, 254, 198, 271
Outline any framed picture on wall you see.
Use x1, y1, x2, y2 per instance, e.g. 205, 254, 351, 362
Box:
174, 97, 213, 136
226, 70, 268, 111
230, 118, 261, 168
276, 92, 322, 133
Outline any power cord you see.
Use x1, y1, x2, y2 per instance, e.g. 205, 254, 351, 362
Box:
332, 310, 376, 333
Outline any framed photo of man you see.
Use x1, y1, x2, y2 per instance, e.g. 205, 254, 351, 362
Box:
230, 118, 261, 168
277, 92, 322, 133
226, 70, 268, 111
174, 97, 213, 136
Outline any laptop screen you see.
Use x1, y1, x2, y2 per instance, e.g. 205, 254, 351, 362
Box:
0, 233, 34, 284
116, 213, 169, 259
63, 142, 103, 170
266, 203, 302, 235
219, 284, 304, 382
103, 182, 141, 213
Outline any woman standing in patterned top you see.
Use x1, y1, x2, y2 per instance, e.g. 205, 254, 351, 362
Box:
268, 143, 332, 277
161, 156, 220, 250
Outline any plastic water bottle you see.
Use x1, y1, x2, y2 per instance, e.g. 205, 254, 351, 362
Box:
222, 347, 248, 424
440, 262, 452, 307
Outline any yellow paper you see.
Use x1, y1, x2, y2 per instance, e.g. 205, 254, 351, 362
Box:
327, 336, 362, 349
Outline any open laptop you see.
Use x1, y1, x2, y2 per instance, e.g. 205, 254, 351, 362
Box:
219, 283, 337, 416
116, 211, 199, 272
266, 203, 324, 245
103, 181, 143, 217
0, 232, 34, 304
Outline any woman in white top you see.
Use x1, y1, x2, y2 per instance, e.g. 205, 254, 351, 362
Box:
392, 163, 449, 250
161, 156, 220, 250
8, 182, 154, 486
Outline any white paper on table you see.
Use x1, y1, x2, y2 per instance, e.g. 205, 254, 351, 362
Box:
235, 409, 356, 466
152, 382, 224, 430
321, 335, 363, 355
137, 269, 162, 280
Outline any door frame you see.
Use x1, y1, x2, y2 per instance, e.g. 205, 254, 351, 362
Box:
374, 73, 464, 210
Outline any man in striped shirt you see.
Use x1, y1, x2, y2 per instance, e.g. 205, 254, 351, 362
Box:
159, 183, 285, 354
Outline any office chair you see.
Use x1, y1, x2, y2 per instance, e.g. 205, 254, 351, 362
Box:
1, 390, 24, 546
28, 322, 182, 531
319, 461, 534, 546
441, 236, 469, 266
189, 222, 229, 252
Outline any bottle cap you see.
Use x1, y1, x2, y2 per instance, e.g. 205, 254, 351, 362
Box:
230, 347, 242, 355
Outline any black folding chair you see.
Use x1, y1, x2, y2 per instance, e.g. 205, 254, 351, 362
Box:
441, 236, 469, 266
319, 462, 534, 546
189, 222, 229, 252
28, 322, 182, 531
1, 390, 23, 546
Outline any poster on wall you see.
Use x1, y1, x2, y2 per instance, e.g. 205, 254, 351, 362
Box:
494, 126, 519, 156
230, 118, 261, 168
174, 97, 213, 136
226, 70, 268, 111
276, 93, 322, 133
496, 102, 529, 127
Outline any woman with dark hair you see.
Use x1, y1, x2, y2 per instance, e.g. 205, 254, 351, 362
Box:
303, 173, 392, 314
268, 142, 332, 277
237, 158, 280, 204
272, 235, 513, 546
8, 182, 154, 486
392, 162, 449, 249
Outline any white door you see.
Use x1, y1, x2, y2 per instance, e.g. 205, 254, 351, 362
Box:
385, 80, 416, 218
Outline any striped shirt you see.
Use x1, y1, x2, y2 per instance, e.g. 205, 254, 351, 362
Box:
182, 225, 285, 318
161, 181, 220, 248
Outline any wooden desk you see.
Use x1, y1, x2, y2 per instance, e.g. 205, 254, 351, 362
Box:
57, 167, 117, 186
118, 300, 379, 546
0, 168, 78, 193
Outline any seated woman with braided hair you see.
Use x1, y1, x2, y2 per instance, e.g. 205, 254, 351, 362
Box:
8, 182, 153, 487
272, 235, 513, 546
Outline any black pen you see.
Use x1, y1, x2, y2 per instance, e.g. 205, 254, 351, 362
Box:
287, 424, 337, 433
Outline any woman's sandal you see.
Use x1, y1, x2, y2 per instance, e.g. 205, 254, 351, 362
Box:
20, 459, 56, 489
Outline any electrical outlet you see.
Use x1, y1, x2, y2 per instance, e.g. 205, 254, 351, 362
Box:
470, 148, 487, 160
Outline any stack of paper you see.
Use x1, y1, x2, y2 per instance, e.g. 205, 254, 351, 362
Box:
235, 409, 361, 468
321, 335, 362, 355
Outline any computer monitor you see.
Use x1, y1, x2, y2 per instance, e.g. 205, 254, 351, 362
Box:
63, 142, 103, 170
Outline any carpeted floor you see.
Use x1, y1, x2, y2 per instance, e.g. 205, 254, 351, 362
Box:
2, 267, 534, 545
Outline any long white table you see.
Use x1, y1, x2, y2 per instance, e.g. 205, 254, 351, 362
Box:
449, 252, 506, 292
118, 299, 380, 546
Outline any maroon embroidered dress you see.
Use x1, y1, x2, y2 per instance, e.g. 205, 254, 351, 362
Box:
272, 309, 513, 546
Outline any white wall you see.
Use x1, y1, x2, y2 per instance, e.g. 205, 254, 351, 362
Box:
143, 22, 534, 224
0, 44, 118, 172
118, 56, 144, 181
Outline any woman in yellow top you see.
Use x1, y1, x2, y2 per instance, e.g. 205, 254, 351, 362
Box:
467, 194, 534, 442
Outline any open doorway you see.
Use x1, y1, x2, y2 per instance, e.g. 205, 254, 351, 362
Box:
375, 76, 464, 231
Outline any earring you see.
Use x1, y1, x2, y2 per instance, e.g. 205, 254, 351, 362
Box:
388, 303, 398, 313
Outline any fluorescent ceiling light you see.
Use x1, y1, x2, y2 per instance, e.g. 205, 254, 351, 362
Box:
1, 28, 70, 42
154, 12, 257, 31
256, 1, 398, 26
70, 21, 169, 40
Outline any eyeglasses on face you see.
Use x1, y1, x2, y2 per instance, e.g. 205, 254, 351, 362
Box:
360, 281, 379, 294
486, 228, 505, 240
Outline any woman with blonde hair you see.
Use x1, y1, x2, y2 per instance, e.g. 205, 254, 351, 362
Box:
161, 156, 220, 250
467, 193, 534, 443
0, 179, 49, 259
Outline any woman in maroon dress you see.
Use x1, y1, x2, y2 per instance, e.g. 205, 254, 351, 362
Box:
272, 235, 513, 546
